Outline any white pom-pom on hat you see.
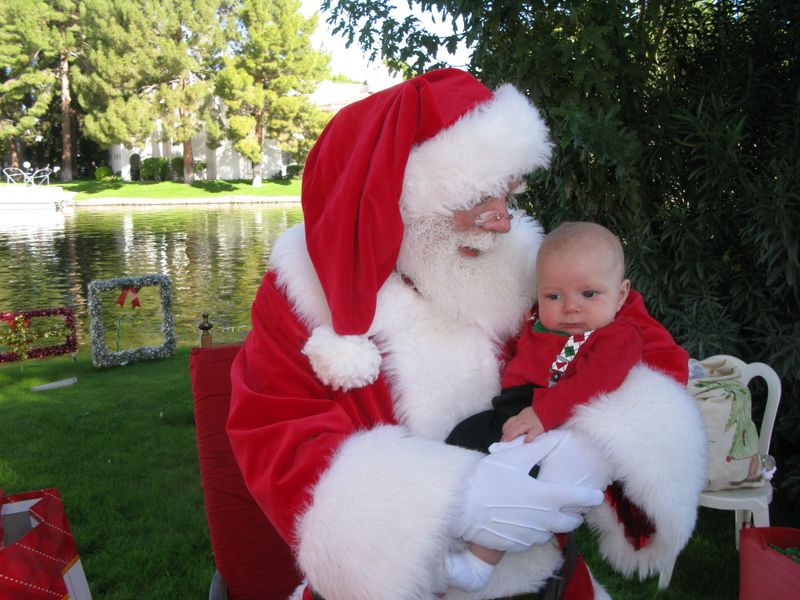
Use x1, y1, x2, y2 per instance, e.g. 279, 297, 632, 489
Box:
302, 325, 382, 391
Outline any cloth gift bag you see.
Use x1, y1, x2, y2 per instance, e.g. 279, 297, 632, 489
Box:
740, 526, 800, 600
688, 357, 767, 491
0, 488, 92, 600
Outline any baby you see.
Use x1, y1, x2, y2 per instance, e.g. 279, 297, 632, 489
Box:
445, 222, 684, 591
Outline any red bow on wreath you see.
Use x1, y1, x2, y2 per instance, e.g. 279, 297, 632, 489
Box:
115, 287, 141, 309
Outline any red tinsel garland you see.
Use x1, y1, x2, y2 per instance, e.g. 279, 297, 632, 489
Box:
0, 307, 78, 363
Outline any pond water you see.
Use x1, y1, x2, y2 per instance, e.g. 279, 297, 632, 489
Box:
0, 204, 303, 354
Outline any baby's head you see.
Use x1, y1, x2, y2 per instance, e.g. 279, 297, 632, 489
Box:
535, 222, 630, 335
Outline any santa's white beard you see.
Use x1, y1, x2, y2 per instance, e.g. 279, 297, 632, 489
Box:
395, 215, 540, 342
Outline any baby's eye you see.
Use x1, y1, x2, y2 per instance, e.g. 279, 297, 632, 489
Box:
544, 293, 560, 300
582, 290, 599, 298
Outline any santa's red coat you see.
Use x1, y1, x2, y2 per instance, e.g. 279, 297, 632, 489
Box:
228, 221, 706, 599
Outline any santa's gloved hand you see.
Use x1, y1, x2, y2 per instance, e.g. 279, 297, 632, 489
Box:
529, 429, 614, 492
454, 433, 604, 553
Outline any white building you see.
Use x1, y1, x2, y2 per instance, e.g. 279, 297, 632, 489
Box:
109, 74, 400, 182
109, 129, 287, 182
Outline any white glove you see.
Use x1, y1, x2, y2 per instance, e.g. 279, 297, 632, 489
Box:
492, 429, 613, 491
536, 429, 614, 491
455, 433, 604, 552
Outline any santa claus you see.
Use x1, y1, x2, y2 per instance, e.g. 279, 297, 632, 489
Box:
227, 68, 707, 599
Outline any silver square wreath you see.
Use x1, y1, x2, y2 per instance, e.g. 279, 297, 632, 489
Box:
87, 274, 177, 368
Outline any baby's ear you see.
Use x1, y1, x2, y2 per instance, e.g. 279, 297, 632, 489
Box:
618, 279, 631, 309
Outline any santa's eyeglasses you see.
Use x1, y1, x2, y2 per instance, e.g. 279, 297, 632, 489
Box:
470, 207, 527, 227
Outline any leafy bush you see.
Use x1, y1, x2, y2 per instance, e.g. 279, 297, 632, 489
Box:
171, 156, 184, 180
285, 164, 302, 179
140, 157, 170, 181
94, 165, 115, 181
329, 0, 800, 499
167, 157, 206, 180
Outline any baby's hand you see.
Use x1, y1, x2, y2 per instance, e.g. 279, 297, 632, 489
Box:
501, 406, 545, 443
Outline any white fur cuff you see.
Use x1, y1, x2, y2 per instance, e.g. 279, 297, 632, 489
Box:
302, 325, 382, 391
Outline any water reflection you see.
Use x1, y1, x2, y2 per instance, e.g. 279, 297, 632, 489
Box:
0, 204, 303, 351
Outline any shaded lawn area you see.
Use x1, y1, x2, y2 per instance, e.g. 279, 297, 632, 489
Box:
1, 349, 797, 599
0, 349, 213, 600
57, 178, 302, 200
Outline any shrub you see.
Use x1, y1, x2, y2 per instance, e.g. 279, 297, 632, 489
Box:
171, 156, 184, 181
140, 157, 170, 181
285, 164, 303, 179
94, 166, 114, 181
336, 0, 800, 501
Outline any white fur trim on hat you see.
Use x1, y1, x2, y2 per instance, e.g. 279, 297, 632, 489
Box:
302, 325, 382, 391
401, 83, 553, 219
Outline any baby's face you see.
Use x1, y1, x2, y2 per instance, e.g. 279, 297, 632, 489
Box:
536, 247, 629, 335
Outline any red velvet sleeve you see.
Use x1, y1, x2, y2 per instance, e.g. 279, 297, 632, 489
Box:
227, 271, 395, 545
619, 291, 689, 385
532, 319, 644, 431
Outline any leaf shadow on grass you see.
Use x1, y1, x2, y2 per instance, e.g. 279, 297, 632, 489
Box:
189, 180, 236, 193
65, 180, 127, 194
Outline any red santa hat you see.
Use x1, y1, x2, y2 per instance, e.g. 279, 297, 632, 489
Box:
301, 68, 552, 391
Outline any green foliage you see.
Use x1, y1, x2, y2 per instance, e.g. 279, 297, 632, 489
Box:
0, 315, 70, 372
94, 165, 114, 181
0, 0, 59, 161
75, 0, 225, 185
285, 163, 302, 179
140, 157, 171, 181
75, 0, 163, 146
165, 157, 207, 181
328, 0, 800, 497
215, 0, 329, 182
3, 0, 327, 183
769, 544, 800, 564
0, 315, 38, 363
170, 156, 184, 181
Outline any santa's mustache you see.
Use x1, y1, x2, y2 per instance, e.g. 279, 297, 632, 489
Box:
396, 214, 535, 340
402, 216, 501, 257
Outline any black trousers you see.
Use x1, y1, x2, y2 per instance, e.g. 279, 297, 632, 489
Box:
445, 384, 538, 453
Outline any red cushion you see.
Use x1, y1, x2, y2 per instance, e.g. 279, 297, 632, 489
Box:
190, 345, 301, 600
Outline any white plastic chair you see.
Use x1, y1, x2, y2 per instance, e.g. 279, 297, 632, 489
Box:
2, 167, 26, 184
30, 165, 53, 185
697, 354, 781, 548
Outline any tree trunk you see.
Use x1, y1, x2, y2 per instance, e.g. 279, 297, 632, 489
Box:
59, 49, 73, 182
251, 160, 262, 187
252, 116, 264, 187
183, 140, 194, 184
9, 138, 20, 169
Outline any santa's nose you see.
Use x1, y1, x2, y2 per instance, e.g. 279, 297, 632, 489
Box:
471, 196, 512, 233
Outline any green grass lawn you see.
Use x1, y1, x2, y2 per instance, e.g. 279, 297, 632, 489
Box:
1, 349, 797, 599
0, 349, 212, 600
56, 178, 302, 200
